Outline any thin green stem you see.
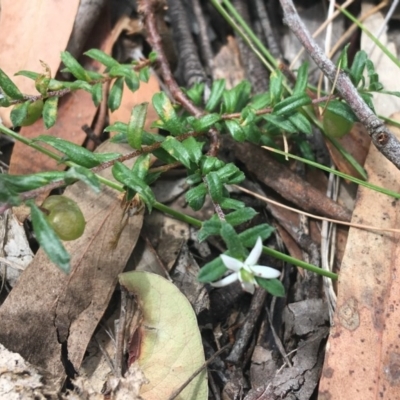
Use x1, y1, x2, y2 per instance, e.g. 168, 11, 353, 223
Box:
263, 246, 337, 279
0, 124, 65, 162
154, 201, 202, 228
263, 145, 400, 198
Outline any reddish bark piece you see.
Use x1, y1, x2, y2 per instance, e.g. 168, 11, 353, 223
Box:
319, 120, 400, 399
232, 141, 352, 222
0, 0, 80, 127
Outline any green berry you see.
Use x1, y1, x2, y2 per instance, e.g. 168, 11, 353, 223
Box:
42, 195, 85, 241
323, 109, 353, 138
20, 99, 44, 126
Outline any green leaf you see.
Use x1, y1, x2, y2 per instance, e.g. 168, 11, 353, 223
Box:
206, 79, 225, 112
0, 68, 23, 99
186, 171, 202, 185
86, 70, 103, 80
264, 114, 298, 133
255, 277, 285, 297
29, 202, 71, 273
222, 80, 251, 113
11, 100, 44, 127
220, 222, 246, 259
288, 112, 312, 135
273, 93, 311, 116
219, 197, 245, 210
249, 92, 271, 110
112, 162, 155, 211
359, 92, 375, 112
63, 80, 93, 92
139, 67, 150, 83
34, 135, 103, 168
205, 172, 224, 203
91, 82, 103, 106
0, 96, 11, 107
47, 79, 67, 91
197, 256, 227, 283
225, 207, 257, 226
109, 64, 132, 78
10, 101, 29, 126
161, 136, 192, 168
152, 91, 176, 120
125, 73, 139, 92
366, 59, 382, 91
15, 70, 40, 80
238, 224, 275, 247
127, 103, 148, 149
108, 77, 124, 112
225, 119, 246, 141
200, 156, 225, 175
350, 50, 367, 87
149, 51, 158, 63
198, 217, 221, 241
269, 69, 283, 105
199, 208, 254, 242
188, 113, 221, 132
0, 179, 20, 205
43, 97, 58, 129
324, 100, 358, 123
185, 183, 207, 210
84, 49, 119, 69
337, 43, 349, 71
185, 82, 205, 105
0, 171, 65, 192
296, 138, 315, 161
132, 154, 151, 181
182, 137, 204, 164
152, 92, 184, 135
215, 163, 244, 184
35, 75, 51, 96
60, 51, 90, 81
293, 62, 309, 95
92, 152, 121, 164
65, 166, 101, 193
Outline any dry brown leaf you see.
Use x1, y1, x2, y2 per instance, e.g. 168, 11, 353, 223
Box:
0, 141, 143, 383
319, 117, 400, 398
0, 0, 80, 127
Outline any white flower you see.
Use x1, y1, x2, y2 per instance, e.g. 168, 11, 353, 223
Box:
211, 237, 281, 294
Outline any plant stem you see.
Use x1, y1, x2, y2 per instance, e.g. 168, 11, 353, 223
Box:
153, 201, 202, 228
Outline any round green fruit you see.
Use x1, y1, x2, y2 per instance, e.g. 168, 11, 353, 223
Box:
323, 109, 353, 138
42, 195, 85, 241
20, 99, 44, 126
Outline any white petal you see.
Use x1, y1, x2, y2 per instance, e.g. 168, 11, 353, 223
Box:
251, 265, 281, 279
210, 272, 239, 287
220, 254, 244, 272
245, 237, 263, 266
241, 281, 256, 294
